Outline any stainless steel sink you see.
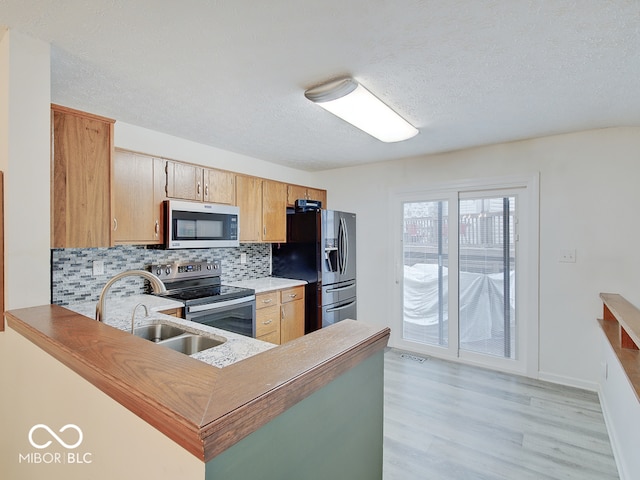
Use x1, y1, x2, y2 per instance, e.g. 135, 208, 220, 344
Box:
133, 324, 186, 342
157, 334, 225, 355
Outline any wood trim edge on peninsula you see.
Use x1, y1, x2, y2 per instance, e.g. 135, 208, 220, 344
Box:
6, 305, 389, 462
599, 293, 640, 403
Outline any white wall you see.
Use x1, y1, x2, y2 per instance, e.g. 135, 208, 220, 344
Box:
316, 127, 640, 389
1, 327, 204, 479
115, 122, 317, 186
0, 29, 51, 309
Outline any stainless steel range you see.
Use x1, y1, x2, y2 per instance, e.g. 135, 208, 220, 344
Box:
149, 260, 256, 337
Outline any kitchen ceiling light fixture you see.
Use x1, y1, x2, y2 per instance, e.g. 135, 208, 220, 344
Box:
304, 77, 418, 143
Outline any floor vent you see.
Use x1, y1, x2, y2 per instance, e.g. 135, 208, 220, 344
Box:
400, 353, 428, 363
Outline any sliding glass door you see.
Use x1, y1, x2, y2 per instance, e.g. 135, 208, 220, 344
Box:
402, 199, 450, 347
396, 179, 536, 374
458, 194, 516, 360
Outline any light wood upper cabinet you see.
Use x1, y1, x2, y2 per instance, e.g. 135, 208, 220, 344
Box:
235, 175, 262, 242
166, 160, 235, 205
287, 184, 327, 209
113, 150, 165, 245
235, 176, 286, 243
51, 104, 114, 248
262, 180, 287, 242
203, 168, 235, 205
166, 160, 203, 201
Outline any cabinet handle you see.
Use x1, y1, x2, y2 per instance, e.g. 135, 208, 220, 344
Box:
262, 319, 273, 325
262, 298, 272, 304
205, 185, 209, 198
197, 182, 201, 195
113, 218, 118, 231
263, 226, 266, 236
288, 293, 297, 298
155, 220, 159, 236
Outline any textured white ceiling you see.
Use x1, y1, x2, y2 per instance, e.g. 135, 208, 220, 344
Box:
1, 1, 639, 171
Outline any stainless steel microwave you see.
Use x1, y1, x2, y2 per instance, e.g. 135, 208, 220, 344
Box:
165, 200, 240, 249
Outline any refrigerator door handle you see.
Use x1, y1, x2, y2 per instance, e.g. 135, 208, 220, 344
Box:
339, 217, 348, 275
326, 283, 356, 293
326, 300, 356, 313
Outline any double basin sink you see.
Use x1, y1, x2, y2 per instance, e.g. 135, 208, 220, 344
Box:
133, 323, 225, 355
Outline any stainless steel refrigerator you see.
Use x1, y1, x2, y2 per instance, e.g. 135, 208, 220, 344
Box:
271, 209, 356, 333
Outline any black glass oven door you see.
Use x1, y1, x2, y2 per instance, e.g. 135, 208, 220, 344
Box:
186, 298, 256, 338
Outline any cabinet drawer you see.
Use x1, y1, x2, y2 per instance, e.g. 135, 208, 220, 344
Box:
257, 330, 280, 345
256, 291, 278, 309
281, 286, 304, 304
158, 307, 183, 318
256, 305, 279, 337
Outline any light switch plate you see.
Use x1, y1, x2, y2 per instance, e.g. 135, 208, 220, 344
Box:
92, 260, 105, 276
559, 249, 576, 263
240, 253, 247, 264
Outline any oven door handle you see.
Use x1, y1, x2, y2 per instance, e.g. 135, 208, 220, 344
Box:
187, 295, 256, 313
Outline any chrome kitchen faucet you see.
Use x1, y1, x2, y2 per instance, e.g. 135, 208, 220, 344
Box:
95, 270, 166, 322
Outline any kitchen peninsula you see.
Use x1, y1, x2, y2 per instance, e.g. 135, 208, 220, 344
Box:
5, 303, 389, 479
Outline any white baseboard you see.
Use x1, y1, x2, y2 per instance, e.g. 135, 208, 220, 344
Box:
537, 370, 599, 392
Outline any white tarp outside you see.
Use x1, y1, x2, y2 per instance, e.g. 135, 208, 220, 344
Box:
404, 263, 515, 342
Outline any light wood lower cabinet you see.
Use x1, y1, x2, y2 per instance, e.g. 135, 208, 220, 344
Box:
256, 292, 280, 343
159, 307, 184, 318
255, 286, 305, 344
280, 286, 305, 343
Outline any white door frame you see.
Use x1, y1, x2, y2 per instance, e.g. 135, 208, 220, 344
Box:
389, 174, 540, 378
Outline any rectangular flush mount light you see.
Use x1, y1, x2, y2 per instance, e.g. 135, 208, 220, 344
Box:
304, 77, 418, 143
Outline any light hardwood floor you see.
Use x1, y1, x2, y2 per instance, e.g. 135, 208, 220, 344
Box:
383, 349, 619, 480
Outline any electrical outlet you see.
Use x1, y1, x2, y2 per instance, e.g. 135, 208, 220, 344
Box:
240, 253, 247, 264
92, 260, 105, 276
559, 249, 576, 263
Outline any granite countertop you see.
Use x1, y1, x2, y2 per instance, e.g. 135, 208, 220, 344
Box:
226, 276, 307, 293
65, 294, 275, 368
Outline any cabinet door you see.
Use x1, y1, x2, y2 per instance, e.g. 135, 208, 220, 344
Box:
113, 151, 163, 244
51, 106, 113, 248
235, 175, 262, 242
287, 184, 327, 209
166, 160, 203, 201
153, 157, 167, 242
262, 180, 287, 242
281, 299, 305, 343
306, 187, 327, 208
287, 185, 308, 206
113, 151, 153, 243
204, 168, 235, 205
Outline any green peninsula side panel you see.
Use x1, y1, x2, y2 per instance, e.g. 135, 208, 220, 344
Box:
205, 351, 384, 480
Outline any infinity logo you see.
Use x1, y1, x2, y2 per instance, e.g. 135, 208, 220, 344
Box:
28, 424, 83, 450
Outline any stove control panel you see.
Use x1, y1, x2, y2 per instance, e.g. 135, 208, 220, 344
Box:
149, 260, 221, 281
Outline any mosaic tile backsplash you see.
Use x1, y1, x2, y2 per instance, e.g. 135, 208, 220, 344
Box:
51, 244, 271, 306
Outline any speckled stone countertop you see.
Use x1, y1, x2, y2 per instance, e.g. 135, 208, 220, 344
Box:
65, 294, 275, 368
225, 276, 306, 293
